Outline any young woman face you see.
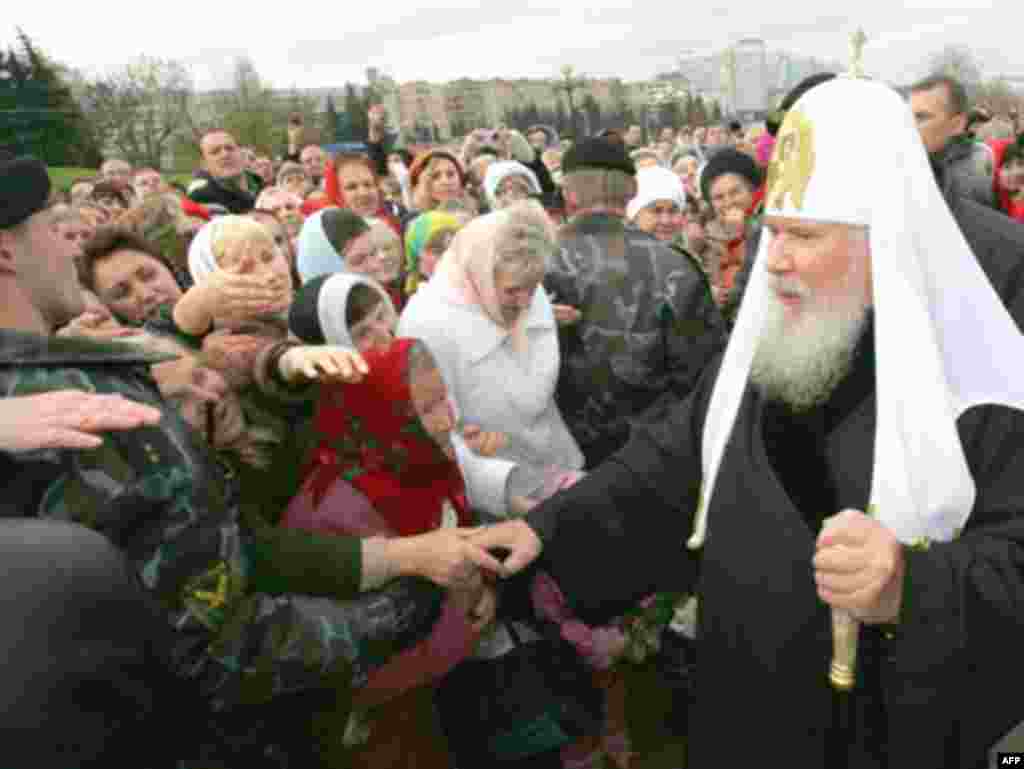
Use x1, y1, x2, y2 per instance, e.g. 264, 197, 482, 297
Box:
427, 158, 463, 205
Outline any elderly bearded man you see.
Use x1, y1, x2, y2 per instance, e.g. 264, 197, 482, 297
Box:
473, 78, 1024, 768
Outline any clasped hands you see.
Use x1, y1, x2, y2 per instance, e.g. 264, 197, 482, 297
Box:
443, 508, 906, 627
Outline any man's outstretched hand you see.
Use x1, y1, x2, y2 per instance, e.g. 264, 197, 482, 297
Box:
468, 519, 543, 575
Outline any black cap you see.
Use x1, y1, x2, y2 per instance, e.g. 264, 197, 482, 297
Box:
700, 148, 763, 204
767, 73, 837, 136
0, 156, 51, 229
562, 137, 635, 176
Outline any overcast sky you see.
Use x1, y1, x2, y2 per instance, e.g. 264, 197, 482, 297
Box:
5, 1, 1017, 90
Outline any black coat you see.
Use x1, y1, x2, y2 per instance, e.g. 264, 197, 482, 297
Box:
186, 170, 263, 214
524, 203, 1024, 768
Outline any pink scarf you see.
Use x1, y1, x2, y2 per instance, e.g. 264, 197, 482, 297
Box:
430, 209, 532, 355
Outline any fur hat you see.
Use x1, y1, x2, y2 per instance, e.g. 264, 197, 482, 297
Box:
562, 138, 636, 177
700, 148, 763, 204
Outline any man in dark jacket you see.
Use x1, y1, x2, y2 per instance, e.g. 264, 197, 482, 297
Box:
910, 74, 995, 208
545, 138, 726, 468
187, 129, 264, 214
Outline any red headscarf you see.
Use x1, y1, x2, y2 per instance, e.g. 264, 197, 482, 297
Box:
304, 156, 402, 235
303, 338, 469, 536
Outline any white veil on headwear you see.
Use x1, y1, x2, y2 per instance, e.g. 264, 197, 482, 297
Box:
689, 77, 1024, 550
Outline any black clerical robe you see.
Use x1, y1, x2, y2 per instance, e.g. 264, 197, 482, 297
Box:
525, 329, 1024, 768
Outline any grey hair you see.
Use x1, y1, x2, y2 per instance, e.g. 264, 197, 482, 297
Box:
493, 200, 555, 279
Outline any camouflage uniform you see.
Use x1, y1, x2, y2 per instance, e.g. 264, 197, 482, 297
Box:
0, 329, 442, 767
545, 215, 727, 468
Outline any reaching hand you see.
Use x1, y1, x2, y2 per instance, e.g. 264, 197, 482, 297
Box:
392, 527, 507, 587
813, 509, 904, 624
0, 391, 162, 452
552, 303, 582, 326
58, 307, 142, 341
202, 262, 292, 325
278, 345, 369, 384
461, 424, 507, 457
469, 519, 543, 575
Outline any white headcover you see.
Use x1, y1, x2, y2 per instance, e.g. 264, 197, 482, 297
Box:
315, 272, 396, 348
689, 77, 1024, 550
187, 218, 220, 284
483, 160, 543, 210
626, 167, 687, 221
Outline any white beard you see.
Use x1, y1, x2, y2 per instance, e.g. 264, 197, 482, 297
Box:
750, 278, 869, 412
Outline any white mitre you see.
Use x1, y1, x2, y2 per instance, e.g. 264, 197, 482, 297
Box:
690, 77, 1024, 549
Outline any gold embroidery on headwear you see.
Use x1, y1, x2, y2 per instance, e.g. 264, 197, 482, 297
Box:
766, 108, 816, 212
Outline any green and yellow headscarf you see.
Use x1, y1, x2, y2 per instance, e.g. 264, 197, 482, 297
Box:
403, 211, 461, 296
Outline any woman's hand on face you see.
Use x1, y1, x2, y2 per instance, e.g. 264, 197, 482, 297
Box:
278, 345, 369, 384
203, 257, 292, 323
461, 424, 507, 457
0, 391, 162, 452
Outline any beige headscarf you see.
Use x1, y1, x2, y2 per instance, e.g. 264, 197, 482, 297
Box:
430, 202, 554, 355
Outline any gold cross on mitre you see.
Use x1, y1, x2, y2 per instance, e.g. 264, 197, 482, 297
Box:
847, 28, 869, 78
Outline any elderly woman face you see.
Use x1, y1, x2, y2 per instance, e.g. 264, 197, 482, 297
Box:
338, 163, 381, 218
494, 175, 534, 209
635, 200, 682, 242
342, 231, 390, 283
493, 262, 541, 326
368, 226, 402, 285
427, 158, 463, 205
220, 234, 293, 293
349, 295, 396, 354
408, 356, 455, 459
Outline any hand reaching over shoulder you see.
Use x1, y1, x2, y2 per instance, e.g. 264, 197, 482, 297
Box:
0, 391, 162, 452
278, 345, 370, 385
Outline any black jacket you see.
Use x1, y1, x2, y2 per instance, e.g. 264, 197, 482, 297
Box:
186, 170, 264, 214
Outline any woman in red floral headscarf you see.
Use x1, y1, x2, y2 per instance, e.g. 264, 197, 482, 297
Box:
303, 337, 470, 536
289, 337, 496, 769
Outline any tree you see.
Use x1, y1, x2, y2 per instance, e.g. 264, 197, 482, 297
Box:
0, 28, 101, 165
343, 83, 367, 142
709, 99, 723, 122
82, 56, 193, 170
926, 45, 983, 96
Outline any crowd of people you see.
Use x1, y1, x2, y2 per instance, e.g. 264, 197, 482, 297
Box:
4, 68, 1024, 769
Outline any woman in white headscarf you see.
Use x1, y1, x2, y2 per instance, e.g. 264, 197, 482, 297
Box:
398, 201, 583, 472
483, 160, 543, 211
626, 166, 688, 243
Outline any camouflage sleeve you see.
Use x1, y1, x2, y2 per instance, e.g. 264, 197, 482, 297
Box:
661, 257, 727, 401
4, 362, 442, 711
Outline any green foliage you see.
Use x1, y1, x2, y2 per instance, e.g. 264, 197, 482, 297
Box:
0, 29, 101, 166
